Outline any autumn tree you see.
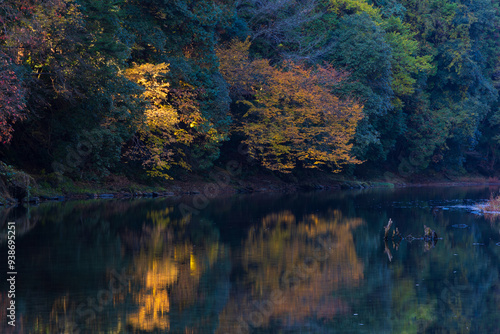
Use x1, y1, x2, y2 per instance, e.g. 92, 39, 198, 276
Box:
0, 1, 32, 144
122, 0, 235, 170
218, 39, 363, 173
0, 52, 26, 143
123, 63, 206, 178
0, 0, 149, 179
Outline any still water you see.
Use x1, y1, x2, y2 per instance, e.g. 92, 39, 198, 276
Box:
1, 186, 500, 333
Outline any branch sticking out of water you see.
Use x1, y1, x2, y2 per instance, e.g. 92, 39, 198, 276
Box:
384, 218, 393, 240
383, 219, 440, 260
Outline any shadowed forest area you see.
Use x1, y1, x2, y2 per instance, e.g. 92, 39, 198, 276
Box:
1, 0, 500, 197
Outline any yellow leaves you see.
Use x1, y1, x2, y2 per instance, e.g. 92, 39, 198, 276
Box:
145, 105, 177, 127
125, 63, 169, 83
125, 64, 173, 125
123, 62, 204, 178
128, 255, 178, 332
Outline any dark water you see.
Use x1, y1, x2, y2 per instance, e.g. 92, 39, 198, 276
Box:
1, 186, 500, 333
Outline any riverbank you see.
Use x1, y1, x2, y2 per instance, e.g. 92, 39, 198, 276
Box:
2, 162, 500, 207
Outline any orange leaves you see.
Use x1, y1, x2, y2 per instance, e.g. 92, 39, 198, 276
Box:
217, 38, 274, 99
218, 39, 364, 173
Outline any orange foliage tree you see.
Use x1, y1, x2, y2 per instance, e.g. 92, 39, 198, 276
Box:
218, 39, 363, 173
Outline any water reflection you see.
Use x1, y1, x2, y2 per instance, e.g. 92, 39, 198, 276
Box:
0, 186, 499, 333
123, 213, 228, 333
0, 206, 37, 244
217, 209, 363, 333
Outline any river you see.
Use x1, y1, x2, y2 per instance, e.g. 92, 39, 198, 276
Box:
1, 186, 500, 333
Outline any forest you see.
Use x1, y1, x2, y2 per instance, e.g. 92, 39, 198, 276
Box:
1, 0, 500, 190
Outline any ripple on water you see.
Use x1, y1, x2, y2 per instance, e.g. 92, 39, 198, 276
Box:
392, 199, 483, 212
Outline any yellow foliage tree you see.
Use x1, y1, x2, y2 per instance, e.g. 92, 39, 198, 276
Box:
124, 63, 205, 178
218, 39, 364, 173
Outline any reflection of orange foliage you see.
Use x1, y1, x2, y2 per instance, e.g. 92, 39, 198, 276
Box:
217, 210, 364, 332
477, 195, 500, 228
481, 194, 500, 212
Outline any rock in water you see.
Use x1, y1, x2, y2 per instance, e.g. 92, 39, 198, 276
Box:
424, 225, 432, 238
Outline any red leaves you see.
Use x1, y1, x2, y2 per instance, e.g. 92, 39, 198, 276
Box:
0, 53, 27, 144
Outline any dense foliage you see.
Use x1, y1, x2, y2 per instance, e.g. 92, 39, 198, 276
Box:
1, 0, 500, 180
217, 39, 363, 172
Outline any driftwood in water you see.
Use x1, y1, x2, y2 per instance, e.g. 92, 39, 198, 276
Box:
383, 219, 441, 260
384, 219, 393, 240
383, 219, 440, 242
384, 242, 393, 262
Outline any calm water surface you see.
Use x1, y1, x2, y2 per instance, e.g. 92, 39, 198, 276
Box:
1, 186, 500, 333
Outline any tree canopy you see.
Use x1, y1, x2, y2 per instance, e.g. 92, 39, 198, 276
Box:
1, 0, 499, 180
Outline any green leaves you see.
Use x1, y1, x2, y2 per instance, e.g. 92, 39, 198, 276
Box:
329, 13, 394, 160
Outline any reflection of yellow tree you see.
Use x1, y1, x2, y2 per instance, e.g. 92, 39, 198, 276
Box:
126, 211, 225, 332
125, 213, 184, 332
127, 244, 224, 332
127, 254, 178, 331
218, 210, 364, 332
10, 203, 227, 333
